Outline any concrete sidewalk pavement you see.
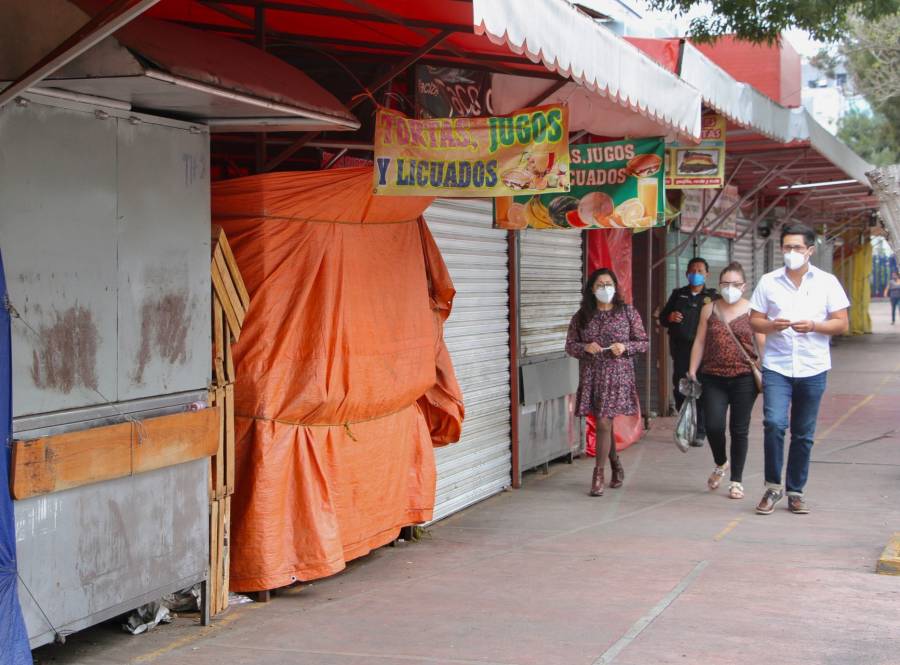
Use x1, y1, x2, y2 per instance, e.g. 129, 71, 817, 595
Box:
34, 299, 900, 665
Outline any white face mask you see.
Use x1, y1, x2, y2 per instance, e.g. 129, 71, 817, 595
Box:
595, 285, 616, 304
721, 286, 742, 304
783, 250, 808, 271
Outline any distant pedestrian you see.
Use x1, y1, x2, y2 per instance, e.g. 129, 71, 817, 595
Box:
687, 262, 766, 500
749, 223, 849, 515
566, 268, 648, 497
659, 257, 717, 446
883, 271, 900, 324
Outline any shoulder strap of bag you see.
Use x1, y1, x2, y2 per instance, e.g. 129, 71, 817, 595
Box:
713, 302, 758, 367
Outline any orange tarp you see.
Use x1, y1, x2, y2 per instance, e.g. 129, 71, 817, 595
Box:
212, 168, 464, 590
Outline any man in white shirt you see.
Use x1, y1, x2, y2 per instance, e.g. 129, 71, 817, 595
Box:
749, 223, 849, 515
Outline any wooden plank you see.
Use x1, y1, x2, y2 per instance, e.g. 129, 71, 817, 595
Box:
224, 318, 235, 384
132, 408, 220, 475
220, 496, 231, 612
209, 499, 220, 616
213, 226, 251, 311
213, 388, 226, 500
11, 422, 132, 500
12, 409, 220, 500
213, 297, 226, 386
213, 248, 245, 330
211, 257, 241, 342
224, 384, 236, 495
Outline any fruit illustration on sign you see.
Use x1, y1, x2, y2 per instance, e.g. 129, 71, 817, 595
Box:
578, 192, 615, 226
548, 196, 579, 228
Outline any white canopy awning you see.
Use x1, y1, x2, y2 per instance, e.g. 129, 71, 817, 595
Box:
472, 0, 702, 141
679, 42, 873, 186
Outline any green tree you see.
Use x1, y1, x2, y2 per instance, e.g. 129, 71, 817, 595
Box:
837, 109, 900, 166
647, 0, 899, 44
842, 12, 900, 112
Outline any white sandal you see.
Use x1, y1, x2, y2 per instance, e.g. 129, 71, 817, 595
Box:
727, 481, 744, 499
707, 463, 729, 490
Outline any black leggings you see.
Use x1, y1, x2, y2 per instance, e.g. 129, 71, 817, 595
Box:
699, 373, 758, 483
593, 416, 619, 468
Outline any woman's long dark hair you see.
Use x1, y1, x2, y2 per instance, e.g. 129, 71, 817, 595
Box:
577, 268, 625, 329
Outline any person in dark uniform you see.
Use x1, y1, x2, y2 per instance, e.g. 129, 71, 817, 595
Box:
659, 257, 717, 446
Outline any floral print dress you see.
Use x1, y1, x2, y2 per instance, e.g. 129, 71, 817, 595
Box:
565, 305, 649, 418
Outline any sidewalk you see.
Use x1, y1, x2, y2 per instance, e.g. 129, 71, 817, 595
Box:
34, 300, 900, 665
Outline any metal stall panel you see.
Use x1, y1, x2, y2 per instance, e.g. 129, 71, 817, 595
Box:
732, 218, 756, 287
518, 230, 583, 471
425, 200, 511, 521
1, 98, 211, 647
812, 236, 834, 273
15, 460, 209, 648
0, 101, 119, 417
117, 119, 211, 400
519, 230, 584, 357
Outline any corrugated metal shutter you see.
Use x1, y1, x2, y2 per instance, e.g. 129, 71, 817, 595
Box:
519, 230, 584, 357
425, 200, 511, 522
732, 218, 755, 287
699, 235, 730, 284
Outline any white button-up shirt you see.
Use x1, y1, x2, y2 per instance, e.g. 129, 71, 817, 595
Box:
749, 264, 850, 378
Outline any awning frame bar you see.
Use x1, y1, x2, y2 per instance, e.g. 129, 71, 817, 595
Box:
0, 0, 161, 109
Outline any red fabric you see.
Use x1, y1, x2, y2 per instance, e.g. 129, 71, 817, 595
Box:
585, 229, 643, 453
625, 38, 682, 73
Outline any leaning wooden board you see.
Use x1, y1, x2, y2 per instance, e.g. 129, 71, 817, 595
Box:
11, 408, 220, 500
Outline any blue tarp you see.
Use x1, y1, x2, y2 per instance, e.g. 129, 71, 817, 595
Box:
0, 250, 31, 664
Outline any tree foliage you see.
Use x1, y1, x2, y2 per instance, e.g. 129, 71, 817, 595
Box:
842, 12, 900, 110
647, 0, 899, 44
837, 109, 900, 166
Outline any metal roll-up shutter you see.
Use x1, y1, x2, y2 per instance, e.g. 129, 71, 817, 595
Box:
425, 200, 511, 522
732, 218, 755, 287
519, 230, 584, 357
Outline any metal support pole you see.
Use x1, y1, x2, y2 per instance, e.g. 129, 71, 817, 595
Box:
652, 159, 746, 269
730, 184, 802, 245
695, 156, 805, 249
644, 228, 653, 429
754, 191, 816, 252
254, 5, 267, 173
653, 157, 803, 269
508, 231, 522, 489
0, 0, 162, 108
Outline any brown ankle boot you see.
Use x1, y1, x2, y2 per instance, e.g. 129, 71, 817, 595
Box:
609, 456, 624, 489
589, 466, 605, 496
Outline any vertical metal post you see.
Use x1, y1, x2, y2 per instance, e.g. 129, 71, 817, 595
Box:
508, 230, 521, 489
644, 228, 653, 429
254, 6, 267, 172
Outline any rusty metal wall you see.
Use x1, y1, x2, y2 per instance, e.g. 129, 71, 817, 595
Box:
0, 96, 210, 418
1, 96, 211, 648
15, 460, 208, 648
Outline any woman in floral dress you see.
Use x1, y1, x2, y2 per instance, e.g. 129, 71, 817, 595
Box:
566, 268, 648, 496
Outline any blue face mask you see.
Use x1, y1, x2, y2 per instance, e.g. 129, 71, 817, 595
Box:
687, 272, 706, 287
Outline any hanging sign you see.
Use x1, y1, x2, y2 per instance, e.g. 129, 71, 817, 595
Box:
373, 105, 570, 197
415, 65, 493, 119
680, 187, 741, 238
665, 114, 726, 189
495, 137, 665, 230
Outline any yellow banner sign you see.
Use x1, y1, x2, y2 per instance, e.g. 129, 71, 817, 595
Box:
373, 105, 570, 197
665, 114, 726, 189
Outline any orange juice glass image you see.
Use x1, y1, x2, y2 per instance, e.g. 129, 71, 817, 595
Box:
638, 177, 658, 219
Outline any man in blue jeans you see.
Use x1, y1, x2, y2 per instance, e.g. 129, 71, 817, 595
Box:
749, 223, 849, 514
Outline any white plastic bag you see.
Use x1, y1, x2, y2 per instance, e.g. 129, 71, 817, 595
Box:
674, 378, 702, 452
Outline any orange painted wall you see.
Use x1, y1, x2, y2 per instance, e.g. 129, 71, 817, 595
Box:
693, 35, 802, 107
